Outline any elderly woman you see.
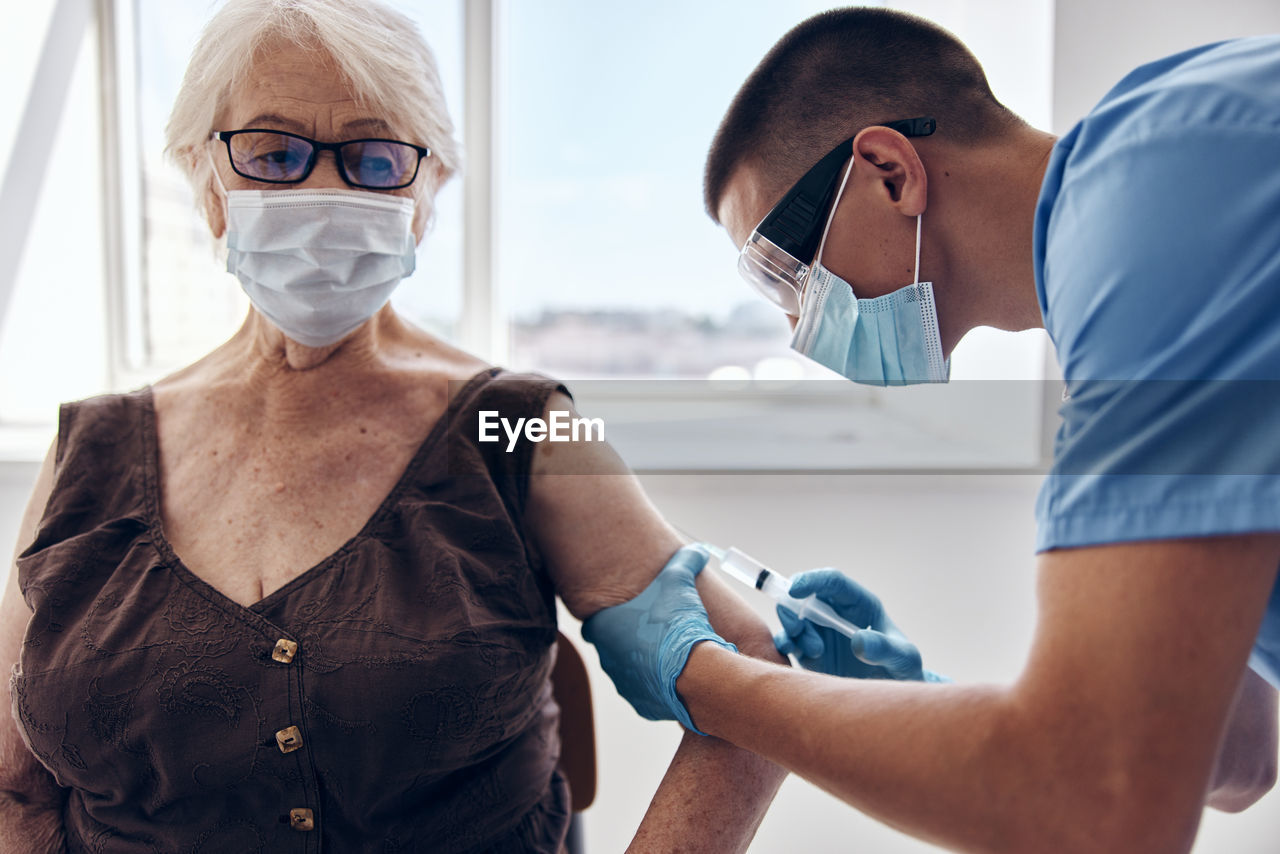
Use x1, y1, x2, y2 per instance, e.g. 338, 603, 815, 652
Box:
0, 1, 787, 851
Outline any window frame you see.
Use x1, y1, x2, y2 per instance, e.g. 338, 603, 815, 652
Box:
100, 0, 148, 388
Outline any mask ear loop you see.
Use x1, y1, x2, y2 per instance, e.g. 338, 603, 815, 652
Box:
206, 144, 230, 217
807, 157, 925, 293
798, 155, 855, 310
205, 144, 237, 260
811, 157, 855, 275
914, 212, 922, 284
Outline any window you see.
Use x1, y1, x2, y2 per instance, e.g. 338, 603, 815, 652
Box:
0, 0, 1055, 468
0, 0, 107, 448
495, 0, 1055, 470
498, 0, 1052, 386
497, 0, 832, 380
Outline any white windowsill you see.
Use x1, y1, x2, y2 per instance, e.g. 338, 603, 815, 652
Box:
0, 383, 1051, 472
0, 424, 53, 464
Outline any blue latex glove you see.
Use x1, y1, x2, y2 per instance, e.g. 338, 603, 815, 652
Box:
774, 569, 949, 683
581, 545, 737, 734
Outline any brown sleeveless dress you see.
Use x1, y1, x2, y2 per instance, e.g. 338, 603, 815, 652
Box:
10, 368, 570, 853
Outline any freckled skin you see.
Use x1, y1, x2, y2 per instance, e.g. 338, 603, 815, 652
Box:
155, 41, 487, 607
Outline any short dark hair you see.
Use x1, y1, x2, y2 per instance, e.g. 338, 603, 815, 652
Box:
704, 7, 1019, 222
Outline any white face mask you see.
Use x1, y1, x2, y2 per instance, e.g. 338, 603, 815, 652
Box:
220, 183, 417, 348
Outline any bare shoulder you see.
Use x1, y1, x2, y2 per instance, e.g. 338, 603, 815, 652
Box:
527, 392, 613, 477
522, 392, 683, 618
392, 322, 491, 383
150, 320, 491, 418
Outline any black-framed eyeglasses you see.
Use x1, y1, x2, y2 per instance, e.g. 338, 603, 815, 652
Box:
737, 116, 936, 314
211, 129, 431, 190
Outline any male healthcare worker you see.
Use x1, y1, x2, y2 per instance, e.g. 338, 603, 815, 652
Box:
582, 8, 1280, 852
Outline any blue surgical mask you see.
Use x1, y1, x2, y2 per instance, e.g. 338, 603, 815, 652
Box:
789, 176, 949, 385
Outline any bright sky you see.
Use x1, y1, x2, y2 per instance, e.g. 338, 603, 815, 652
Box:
497, 0, 1050, 318
498, 0, 841, 318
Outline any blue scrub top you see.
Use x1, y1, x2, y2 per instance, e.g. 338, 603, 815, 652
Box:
1032, 36, 1280, 688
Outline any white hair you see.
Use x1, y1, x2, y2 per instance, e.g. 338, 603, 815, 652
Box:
166, 0, 460, 205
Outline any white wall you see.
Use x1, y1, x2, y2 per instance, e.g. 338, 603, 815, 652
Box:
1052, 0, 1280, 133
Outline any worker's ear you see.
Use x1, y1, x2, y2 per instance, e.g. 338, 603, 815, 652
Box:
849, 125, 928, 217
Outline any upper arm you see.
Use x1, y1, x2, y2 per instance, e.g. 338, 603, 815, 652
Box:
1043, 121, 1280, 383
0, 441, 56, 786
1208, 665, 1278, 812
524, 394, 680, 620
1017, 535, 1280, 846
1038, 128, 1280, 550
3, 442, 55, 672
525, 394, 782, 660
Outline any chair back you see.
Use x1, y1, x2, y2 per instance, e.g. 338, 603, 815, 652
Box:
551, 631, 597, 811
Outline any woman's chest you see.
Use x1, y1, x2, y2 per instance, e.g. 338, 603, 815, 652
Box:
157, 415, 431, 606
14, 538, 558, 819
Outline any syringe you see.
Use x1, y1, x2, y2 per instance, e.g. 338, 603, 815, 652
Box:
704, 544, 863, 640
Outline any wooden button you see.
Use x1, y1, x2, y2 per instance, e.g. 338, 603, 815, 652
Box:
289, 808, 314, 831
275, 726, 303, 754
271, 639, 298, 663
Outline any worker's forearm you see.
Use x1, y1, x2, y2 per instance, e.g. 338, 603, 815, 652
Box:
679, 644, 1201, 854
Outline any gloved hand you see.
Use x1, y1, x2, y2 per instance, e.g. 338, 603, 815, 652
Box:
581, 545, 737, 734
774, 569, 949, 683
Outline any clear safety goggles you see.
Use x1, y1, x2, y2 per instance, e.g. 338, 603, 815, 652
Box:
736, 117, 936, 315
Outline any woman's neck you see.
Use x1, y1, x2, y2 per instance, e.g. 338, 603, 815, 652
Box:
180, 304, 407, 424
240, 304, 399, 371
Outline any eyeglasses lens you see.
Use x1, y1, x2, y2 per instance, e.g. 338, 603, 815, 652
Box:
228, 132, 314, 182
340, 141, 419, 189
